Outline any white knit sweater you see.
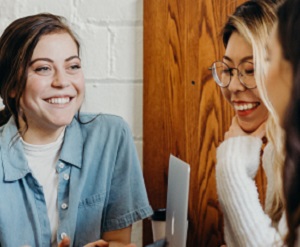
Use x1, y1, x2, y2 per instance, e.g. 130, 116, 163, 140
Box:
216, 136, 286, 247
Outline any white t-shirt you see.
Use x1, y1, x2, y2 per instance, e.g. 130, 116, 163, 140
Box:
22, 131, 64, 247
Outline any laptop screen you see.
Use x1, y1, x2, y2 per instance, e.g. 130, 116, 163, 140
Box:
165, 155, 190, 247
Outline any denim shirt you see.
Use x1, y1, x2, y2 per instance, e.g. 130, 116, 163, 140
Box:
0, 114, 153, 247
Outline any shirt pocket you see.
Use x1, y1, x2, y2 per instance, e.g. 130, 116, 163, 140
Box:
74, 192, 106, 246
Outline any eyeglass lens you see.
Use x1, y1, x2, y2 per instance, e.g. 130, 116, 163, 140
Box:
211, 61, 256, 88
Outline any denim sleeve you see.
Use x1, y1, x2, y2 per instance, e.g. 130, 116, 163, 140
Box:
102, 120, 153, 232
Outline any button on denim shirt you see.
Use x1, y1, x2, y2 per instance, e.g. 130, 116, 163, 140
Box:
0, 114, 153, 247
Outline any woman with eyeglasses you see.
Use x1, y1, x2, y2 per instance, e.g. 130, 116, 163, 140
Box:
211, 0, 287, 246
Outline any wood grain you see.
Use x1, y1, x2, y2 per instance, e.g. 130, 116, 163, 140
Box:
185, 1, 244, 246
143, 0, 266, 246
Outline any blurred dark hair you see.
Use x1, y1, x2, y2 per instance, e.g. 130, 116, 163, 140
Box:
0, 13, 80, 128
278, 0, 300, 245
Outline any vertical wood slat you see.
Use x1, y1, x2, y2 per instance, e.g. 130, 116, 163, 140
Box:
185, 0, 250, 246
143, 0, 188, 244
143, 0, 266, 246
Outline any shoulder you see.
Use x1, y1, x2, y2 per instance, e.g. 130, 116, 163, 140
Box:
75, 113, 128, 129
72, 113, 132, 140
216, 136, 263, 178
217, 136, 263, 160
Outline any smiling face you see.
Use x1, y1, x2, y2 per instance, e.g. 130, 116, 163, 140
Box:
19, 32, 85, 143
221, 32, 268, 132
265, 26, 293, 126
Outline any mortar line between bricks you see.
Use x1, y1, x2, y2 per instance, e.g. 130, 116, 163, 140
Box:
82, 20, 143, 27
85, 79, 143, 84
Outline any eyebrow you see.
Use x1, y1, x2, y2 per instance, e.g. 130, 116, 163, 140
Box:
222, 55, 253, 64
30, 55, 81, 65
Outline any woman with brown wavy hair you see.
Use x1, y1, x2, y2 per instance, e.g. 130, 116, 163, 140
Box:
0, 13, 152, 247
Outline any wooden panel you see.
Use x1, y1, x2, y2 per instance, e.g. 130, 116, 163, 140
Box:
143, 0, 266, 246
185, 0, 245, 246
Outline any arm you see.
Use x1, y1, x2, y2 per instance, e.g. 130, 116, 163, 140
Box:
59, 119, 151, 247
83, 227, 136, 247
216, 118, 282, 246
101, 120, 152, 233
100, 226, 136, 247
58, 227, 136, 247
84, 120, 149, 247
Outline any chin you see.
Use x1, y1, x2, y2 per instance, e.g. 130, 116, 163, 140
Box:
50, 116, 74, 128
240, 126, 258, 133
238, 120, 262, 133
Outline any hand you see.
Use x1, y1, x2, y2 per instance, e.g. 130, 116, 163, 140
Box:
84, 240, 136, 247
83, 240, 108, 247
58, 236, 71, 247
224, 116, 266, 140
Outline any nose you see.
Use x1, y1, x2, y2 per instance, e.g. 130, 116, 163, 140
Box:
227, 69, 246, 93
52, 70, 70, 88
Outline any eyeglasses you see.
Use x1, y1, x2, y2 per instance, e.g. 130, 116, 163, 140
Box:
208, 61, 256, 89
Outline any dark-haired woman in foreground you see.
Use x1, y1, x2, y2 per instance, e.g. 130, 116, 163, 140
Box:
265, 0, 300, 245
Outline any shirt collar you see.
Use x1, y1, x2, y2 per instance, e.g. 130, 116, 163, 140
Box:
1, 117, 84, 182
59, 117, 83, 169
1, 117, 31, 181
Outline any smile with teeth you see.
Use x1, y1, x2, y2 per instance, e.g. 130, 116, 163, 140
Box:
233, 102, 259, 111
47, 97, 71, 104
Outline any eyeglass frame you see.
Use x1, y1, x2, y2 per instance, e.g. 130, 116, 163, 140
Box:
208, 60, 257, 89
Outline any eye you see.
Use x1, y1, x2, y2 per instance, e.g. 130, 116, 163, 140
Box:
240, 62, 255, 76
67, 62, 82, 74
70, 64, 81, 70
219, 64, 230, 75
35, 66, 50, 72
244, 68, 254, 75
33, 66, 52, 75
222, 69, 230, 73
221, 68, 235, 77
221, 69, 231, 75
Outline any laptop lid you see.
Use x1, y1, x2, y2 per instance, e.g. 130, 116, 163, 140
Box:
165, 155, 190, 247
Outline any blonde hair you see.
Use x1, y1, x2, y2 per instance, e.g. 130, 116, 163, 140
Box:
222, 0, 284, 223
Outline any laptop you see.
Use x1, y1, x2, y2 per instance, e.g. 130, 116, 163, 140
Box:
165, 155, 190, 247
146, 155, 190, 247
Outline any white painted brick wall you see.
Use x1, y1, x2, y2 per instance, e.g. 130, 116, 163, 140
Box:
0, 0, 145, 246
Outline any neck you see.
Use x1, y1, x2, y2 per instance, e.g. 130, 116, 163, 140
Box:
18, 117, 66, 145
22, 127, 65, 145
